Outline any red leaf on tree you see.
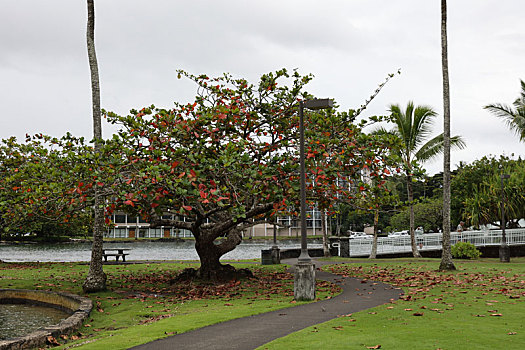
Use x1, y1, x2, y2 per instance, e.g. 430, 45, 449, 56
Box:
182, 205, 192, 211
123, 200, 134, 207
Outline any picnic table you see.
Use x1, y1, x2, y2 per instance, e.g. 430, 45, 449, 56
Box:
102, 248, 131, 262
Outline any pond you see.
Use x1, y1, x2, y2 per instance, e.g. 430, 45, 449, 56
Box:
0, 303, 70, 340
0, 240, 322, 262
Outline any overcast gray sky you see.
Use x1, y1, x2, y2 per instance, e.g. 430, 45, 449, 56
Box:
1, 0, 523, 174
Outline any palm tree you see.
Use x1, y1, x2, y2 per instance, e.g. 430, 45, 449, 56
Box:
83, 0, 107, 293
385, 101, 465, 258
484, 80, 525, 142
439, 0, 455, 271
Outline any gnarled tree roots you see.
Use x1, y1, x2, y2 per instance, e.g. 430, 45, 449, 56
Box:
172, 263, 255, 283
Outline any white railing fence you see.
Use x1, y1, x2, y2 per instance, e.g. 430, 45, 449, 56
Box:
344, 228, 525, 257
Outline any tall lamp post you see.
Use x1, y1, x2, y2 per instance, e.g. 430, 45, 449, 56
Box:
271, 217, 280, 264
294, 98, 333, 301
499, 173, 510, 262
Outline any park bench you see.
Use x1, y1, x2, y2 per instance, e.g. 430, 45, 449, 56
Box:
102, 248, 131, 262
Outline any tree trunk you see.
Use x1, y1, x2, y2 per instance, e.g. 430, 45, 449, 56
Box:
369, 209, 379, 259
191, 227, 247, 280
83, 0, 107, 293
439, 0, 456, 271
321, 209, 330, 257
195, 239, 227, 280
407, 174, 422, 258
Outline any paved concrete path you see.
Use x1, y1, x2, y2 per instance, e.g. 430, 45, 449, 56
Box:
130, 259, 403, 350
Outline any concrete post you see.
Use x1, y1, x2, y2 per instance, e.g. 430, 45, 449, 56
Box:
339, 237, 350, 258
271, 246, 280, 264
294, 261, 316, 301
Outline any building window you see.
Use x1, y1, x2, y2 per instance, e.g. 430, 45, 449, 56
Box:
114, 215, 126, 224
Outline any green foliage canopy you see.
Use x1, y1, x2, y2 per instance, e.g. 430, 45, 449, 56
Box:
453, 155, 525, 228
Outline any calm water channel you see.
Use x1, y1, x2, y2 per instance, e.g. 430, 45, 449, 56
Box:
0, 240, 320, 262
0, 303, 70, 340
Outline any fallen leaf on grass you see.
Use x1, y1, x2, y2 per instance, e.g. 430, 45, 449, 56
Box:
474, 314, 486, 317
332, 326, 344, 330
366, 345, 381, 349
413, 312, 424, 316
164, 331, 177, 335
46, 336, 60, 346
490, 313, 503, 317
508, 332, 517, 335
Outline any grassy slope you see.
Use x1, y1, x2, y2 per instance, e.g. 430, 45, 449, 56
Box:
259, 258, 525, 350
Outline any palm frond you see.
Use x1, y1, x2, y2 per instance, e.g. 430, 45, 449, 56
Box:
485, 80, 525, 143
369, 126, 395, 136
485, 103, 525, 142
411, 105, 437, 150
387, 101, 440, 162
415, 133, 466, 163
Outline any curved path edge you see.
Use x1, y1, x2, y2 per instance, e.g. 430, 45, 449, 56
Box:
131, 258, 403, 350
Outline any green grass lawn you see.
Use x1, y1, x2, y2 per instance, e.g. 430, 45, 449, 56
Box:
4, 258, 525, 349
259, 258, 525, 350
0, 261, 339, 349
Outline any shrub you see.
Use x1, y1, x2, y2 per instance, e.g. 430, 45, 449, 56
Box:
451, 242, 482, 259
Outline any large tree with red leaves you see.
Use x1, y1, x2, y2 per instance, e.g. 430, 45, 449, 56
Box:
106, 69, 397, 279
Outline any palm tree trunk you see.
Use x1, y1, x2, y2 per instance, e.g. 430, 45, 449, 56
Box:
369, 209, 379, 259
83, 0, 107, 292
407, 174, 422, 258
439, 0, 456, 271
